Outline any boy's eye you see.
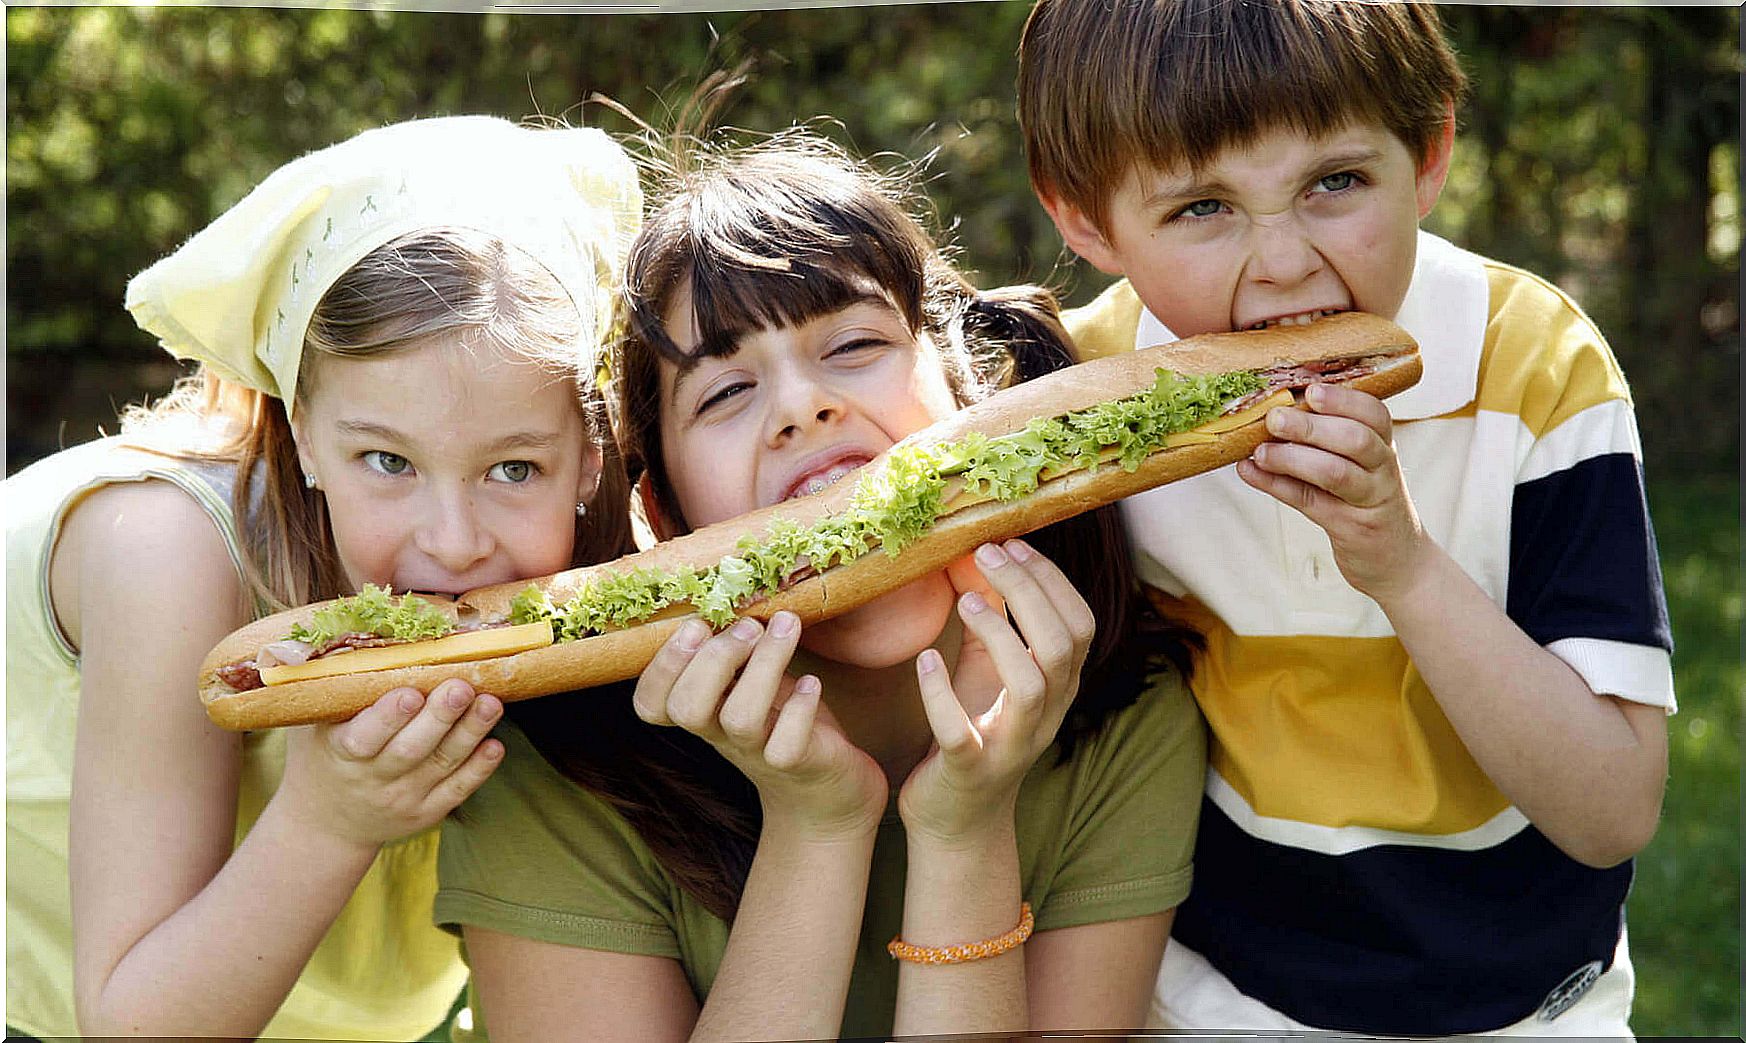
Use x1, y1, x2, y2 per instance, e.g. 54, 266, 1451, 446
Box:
1172, 198, 1227, 222
489, 460, 536, 483
1316, 171, 1360, 193
363, 450, 410, 476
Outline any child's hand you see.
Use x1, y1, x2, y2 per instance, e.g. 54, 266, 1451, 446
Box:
634, 612, 888, 840
898, 540, 1095, 844
278, 679, 505, 852
1238, 382, 1435, 605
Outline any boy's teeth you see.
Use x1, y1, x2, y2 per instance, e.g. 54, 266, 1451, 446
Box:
1255, 309, 1339, 331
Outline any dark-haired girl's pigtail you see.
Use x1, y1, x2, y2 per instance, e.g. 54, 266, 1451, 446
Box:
959, 285, 1080, 386
954, 284, 1201, 764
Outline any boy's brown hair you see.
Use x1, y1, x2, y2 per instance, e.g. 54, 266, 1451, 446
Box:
1018, 0, 1468, 233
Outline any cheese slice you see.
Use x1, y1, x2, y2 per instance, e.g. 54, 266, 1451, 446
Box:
259, 620, 555, 686
1197, 388, 1294, 433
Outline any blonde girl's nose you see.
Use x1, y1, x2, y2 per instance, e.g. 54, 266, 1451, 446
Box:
415, 490, 495, 572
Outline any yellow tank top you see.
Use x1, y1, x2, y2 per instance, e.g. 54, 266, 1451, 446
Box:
5, 437, 465, 1040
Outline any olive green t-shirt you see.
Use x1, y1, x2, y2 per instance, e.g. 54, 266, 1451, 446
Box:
435, 666, 1204, 1039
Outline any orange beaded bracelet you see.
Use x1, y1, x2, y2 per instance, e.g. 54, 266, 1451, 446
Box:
887, 902, 1035, 965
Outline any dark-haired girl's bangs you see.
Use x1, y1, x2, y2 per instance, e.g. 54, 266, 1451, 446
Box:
645, 176, 928, 365
684, 245, 920, 362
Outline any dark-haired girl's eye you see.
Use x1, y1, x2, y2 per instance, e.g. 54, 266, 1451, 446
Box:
828, 337, 884, 357
697, 381, 752, 416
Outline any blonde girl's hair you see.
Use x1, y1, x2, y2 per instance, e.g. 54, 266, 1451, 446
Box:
122, 227, 633, 612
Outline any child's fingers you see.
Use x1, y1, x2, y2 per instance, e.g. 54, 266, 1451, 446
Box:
957, 586, 1049, 735
329, 686, 426, 761
716, 612, 803, 749
1003, 540, 1097, 648
377, 679, 483, 772
422, 736, 505, 814
410, 691, 503, 786
1265, 405, 1392, 474
633, 619, 711, 725
915, 648, 982, 758
1238, 458, 1339, 523
1253, 434, 1400, 512
762, 675, 823, 771
665, 617, 763, 737
1305, 382, 1394, 437
979, 541, 1087, 694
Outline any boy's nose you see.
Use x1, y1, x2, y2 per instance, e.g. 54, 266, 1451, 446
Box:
1247, 217, 1324, 286
414, 490, 495, 574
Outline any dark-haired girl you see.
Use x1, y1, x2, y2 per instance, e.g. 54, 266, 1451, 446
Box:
435, 132, 1206, 1040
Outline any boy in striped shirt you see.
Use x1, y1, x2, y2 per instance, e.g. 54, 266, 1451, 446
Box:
1017, 0, 1673, 1035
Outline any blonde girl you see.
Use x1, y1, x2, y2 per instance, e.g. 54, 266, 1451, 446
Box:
5, 116, 639, 1040
435, 131, 1206, 1040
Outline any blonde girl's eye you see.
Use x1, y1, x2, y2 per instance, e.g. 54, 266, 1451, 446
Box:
488, 460, 537, 483
362, 450, 410, 476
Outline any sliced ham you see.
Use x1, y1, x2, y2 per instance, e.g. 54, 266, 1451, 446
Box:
254, 639, 315, 669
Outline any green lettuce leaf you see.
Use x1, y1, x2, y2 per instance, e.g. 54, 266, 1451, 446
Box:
532, 366, 1266, 642
289, 584, 456, 645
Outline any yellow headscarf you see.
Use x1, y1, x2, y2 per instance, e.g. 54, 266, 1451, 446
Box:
124, 115, 642, 416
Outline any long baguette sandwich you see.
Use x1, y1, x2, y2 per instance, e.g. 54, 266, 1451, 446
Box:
200, 311, 1420, 730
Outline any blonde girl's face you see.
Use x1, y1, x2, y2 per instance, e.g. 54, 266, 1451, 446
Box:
654, 284, 963, 667
292, 337, 601, 597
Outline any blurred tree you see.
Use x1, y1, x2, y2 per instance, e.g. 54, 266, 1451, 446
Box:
1437, 5, 1740, 476
6, 3, 1739, 478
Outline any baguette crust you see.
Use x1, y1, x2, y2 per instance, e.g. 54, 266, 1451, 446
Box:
200, 311, 1418, 729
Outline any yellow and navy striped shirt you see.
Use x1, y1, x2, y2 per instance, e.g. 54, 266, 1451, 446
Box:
1066, 232, 1673, 1034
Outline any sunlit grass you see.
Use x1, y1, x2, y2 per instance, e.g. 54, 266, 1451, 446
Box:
1630, 478, 1741, 1036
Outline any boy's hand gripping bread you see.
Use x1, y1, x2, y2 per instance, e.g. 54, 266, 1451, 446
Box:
201, 312, 1420, 729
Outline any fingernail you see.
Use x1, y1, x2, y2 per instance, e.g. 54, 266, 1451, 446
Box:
398, 691, 424, 714
475, 696, 501, 721
730, 617, 762, 641
445, 684, 472, 711
795, 675, 821, 698
677, 620, 709, 651
917, 648, 943, 676
483, 741, 504, 761
1266, 408, 1290, 434
975, 543, 1007, 569
1307, 383, 1326, 407
961, 591, 989, 615
1005, 539, 1034, 563
770, 611, 797, 638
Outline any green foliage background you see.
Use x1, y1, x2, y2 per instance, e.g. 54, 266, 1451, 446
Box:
6, 3, 1740, 1036
7, 4, 1738, 480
